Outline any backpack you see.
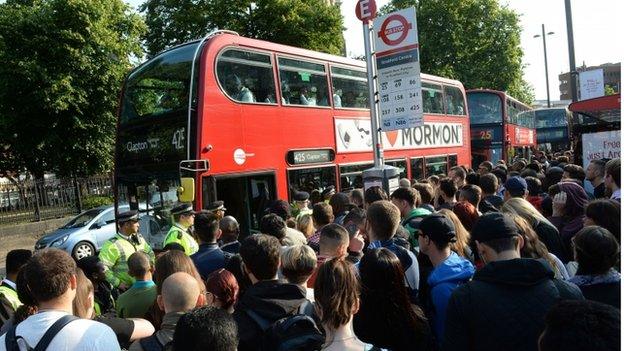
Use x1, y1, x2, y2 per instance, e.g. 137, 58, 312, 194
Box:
245, 301, 324, 351
139, 334, 173, 351
5, 315, 78, 351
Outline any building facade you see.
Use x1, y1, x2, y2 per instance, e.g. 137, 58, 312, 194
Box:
558, 62, 620, 100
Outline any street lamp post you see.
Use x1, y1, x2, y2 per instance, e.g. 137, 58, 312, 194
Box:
534, 24, 554, 107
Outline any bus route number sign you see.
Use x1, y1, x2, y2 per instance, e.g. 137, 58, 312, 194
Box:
374, 7, 423, 132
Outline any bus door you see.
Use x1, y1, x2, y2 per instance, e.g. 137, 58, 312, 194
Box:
202, 172, 276, 238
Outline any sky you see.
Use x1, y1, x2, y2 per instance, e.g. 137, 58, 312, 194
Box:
126, 0, 622, 102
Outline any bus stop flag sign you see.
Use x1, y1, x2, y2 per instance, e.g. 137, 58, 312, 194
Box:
374, 7, 424, 131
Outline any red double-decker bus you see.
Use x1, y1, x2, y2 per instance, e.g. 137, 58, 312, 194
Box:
466, 89, 536, 168
115, 32, 471, 238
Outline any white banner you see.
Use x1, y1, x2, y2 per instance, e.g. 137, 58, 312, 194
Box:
580, 69, 605, 100
581, 130, 621, 169
335, 118, 463, 153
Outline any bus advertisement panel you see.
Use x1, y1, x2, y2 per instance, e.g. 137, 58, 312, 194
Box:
115, 33, 472, 236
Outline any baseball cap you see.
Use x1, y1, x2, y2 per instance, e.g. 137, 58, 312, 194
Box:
419, 214, 456, 245
505, 176, 527, 196
471, 212, 519, 243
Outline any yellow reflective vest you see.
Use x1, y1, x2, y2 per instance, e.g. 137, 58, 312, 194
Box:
0, 282, 21, 311
98, 233, 154, 288
163, 223, 199, 256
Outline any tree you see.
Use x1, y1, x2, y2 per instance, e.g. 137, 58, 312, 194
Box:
141, 0, 345, 57
0, 0, 145, 178
382, 0, 534, 104
604, 84, 615, 96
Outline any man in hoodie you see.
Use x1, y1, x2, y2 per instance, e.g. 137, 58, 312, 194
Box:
233, 234, 308, 351
443, 213, 584, 351
390, 187, 431, 251
418, 214, 474, 345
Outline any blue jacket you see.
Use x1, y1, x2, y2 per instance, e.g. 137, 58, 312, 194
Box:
427, 252, 475, 344
190, 243, 230, 280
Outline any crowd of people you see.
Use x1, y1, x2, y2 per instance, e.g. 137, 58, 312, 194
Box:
0, 153, 620, 351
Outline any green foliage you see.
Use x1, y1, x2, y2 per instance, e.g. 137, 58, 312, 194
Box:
0, 0, 146, 178
383, 0, 534, 104
604, 85, 616, 96
141, 0, 345, 57
81, 194, 114, 210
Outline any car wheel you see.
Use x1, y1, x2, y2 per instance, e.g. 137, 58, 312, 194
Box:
73, 241, 95, 260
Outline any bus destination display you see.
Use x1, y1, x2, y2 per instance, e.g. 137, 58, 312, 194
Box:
287, 149, 335, 165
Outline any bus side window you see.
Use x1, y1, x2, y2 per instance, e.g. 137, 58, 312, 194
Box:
279, 57, 330, 107
443, 85, 466, 115
216, 49, 276, 104
331, 66, 369, 109
422, 82, 444, 114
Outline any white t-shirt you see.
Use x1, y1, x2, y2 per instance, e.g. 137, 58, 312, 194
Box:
0, 311, 120, 351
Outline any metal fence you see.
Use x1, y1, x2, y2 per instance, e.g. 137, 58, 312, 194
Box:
0, 175, 113, 226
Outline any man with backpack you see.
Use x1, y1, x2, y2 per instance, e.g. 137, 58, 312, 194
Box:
129, 272, 205, 351
390, 187, 431, 251
0, 248, 119, 351
233, 234, 323, 351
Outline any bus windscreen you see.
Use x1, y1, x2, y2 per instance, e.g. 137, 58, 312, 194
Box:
536, 109, 567, 129
467, 92, 503, 125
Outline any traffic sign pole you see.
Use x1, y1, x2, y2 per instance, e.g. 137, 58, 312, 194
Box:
362, 20, 384, 169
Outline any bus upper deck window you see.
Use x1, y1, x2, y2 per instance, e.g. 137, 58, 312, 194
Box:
331, 66, 368, 109
422, 82, 444, 114
278, 57, 330, 107
444, 85, 467, 115
216, 49, 276, 104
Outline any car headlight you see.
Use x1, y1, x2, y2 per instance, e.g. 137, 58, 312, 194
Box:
51, 235, 69, 247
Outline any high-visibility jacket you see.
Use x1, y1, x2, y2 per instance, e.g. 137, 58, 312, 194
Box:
0, 282, 20, 311
99, 233, 154, 288
163, 223, 199, 256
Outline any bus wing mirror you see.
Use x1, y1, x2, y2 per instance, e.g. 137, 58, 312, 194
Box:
178, 177, 195, 202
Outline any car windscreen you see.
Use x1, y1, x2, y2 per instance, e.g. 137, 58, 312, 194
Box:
62, 209, 104, 229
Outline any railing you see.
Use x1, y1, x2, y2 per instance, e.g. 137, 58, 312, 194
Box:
0, 175, 113, 226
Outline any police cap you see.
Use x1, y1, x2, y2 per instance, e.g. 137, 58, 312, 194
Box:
293, 191, 310, 202
321, 185, 336, 197
206, 200, 227, 212
117, 210, 139, 223
171, 203, 195, 216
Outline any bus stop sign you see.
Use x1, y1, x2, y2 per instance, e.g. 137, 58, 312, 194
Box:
355, 0, 377, 22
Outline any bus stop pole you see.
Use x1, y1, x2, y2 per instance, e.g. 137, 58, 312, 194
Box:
363, 21, 384, 169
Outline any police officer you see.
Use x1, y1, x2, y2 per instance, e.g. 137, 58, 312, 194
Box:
205, 200, 227, 221
322, 185, 336, 203
99, 210, 154, 291
292, 191, 312, 220
163, 203, 199, 256
0, 249, 31, 324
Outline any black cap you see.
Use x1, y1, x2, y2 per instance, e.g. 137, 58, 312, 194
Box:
321, 185, 336, 197
293, 191, 310, 201
206, 200, 226, 212
171, 203, 195, 216
471, 213, 519, 243
419, 214, 456, 245
117, 210, 139, 223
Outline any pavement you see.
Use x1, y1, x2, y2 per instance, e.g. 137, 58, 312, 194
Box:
0, 234, 39, 278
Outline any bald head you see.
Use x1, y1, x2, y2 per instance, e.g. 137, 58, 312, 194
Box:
220, 215, 239, 242
161, 272, 201, 313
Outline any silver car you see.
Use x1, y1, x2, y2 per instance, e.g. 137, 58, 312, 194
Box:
34, 205, 166, 260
